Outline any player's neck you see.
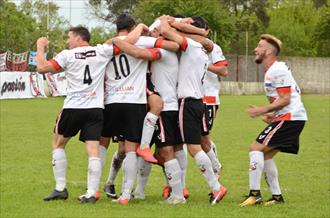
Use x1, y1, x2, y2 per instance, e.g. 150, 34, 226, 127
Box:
117, 31, 129, 36
263, 57, 277, 72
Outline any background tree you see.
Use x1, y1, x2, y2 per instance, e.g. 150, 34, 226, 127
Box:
0, 0, 38, 53
133, 0, 234, 51
313, 2, 330, 56
88, 0, 137, 22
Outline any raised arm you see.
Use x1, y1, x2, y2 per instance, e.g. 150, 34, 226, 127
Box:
159, 16, 185, 48
170, 21, 207, 36
36, 37, 59, 73
183, 33, 213, 52
112, 38, 161, 61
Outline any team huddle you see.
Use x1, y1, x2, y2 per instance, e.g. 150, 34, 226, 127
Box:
36, 13, 307, 206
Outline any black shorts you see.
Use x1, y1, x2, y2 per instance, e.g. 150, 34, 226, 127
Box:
54, 108, 103, 142
146, 72, 160, 97
178, 98, 204, 144
201, 104, 219, 136
102, 103, 147, 143
152, 111, 183, 148
256, 120, 306, 154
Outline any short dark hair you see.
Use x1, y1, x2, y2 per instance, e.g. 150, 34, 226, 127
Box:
116, 13, 136, 32
191, 16, 209, 30
69, 26, 90, 42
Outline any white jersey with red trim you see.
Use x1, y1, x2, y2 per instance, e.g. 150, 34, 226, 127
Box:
264, 61, 307, 121
178, 37, 208, 99
203, 43, 227, 105
104, 36, 158, 104
52, 44, 113, 109
150, 49, 179, 111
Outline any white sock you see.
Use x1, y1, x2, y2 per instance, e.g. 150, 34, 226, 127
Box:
264, 159, 281, 195
122, 152, 138, 199
52, 148, 67, 191
99, 145, 107, 169
87, 157, 102, 196
210, 140, 218, 156
194, 151, 220, 192
106, 151, 123, 185
164, 159, 184, 199
140, 112, 158, 149
174, 150, 187, 188
135, 157, 152, 195
206, 149, 221, 175
249, 151, 264, 191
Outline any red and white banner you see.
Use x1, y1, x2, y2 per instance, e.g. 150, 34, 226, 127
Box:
6, 51, 28, 72
45, 72, 67, 96
0, 52, 7, 71
0, 71, 46, 99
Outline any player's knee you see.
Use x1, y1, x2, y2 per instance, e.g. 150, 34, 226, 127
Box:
249, 141, 265, 152
148, 95, 163, 115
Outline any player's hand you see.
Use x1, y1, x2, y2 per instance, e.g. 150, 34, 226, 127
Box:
37, 37, 49, 47
262, 113, 275, 124
180, 17, 193, 24
247, 105, 267, 118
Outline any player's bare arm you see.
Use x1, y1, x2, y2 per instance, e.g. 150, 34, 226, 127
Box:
170, 21, 207, 36
208, 63, 228, 77
247, 92, 291, 118
36, 37, 59, 73
112, 38, 160, 61
182, 33, 214, 52
159, 16, 185, 47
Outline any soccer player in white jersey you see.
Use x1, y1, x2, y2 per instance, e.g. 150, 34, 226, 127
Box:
159, 16, 227, 205
101, 14, 179, 204
240, 34, 307, 207
36, 26, 115, 203
190, 16, 229, 179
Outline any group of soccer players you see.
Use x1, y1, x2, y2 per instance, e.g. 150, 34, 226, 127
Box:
36, 12, 307, 206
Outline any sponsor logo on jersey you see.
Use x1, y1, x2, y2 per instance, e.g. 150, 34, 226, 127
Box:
75, 50, 96, 59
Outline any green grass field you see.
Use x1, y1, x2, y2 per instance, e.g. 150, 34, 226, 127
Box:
0, 95, 329, 218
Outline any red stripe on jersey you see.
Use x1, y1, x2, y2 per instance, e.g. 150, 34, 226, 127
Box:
273, 113, 291, 122
276, 87, 291, 93
113, 45, 120, 55
49, 59, 61, 71
203, 96, 216, 104
180, 36, 188, 51
213, 60, 228, 67
147, 48, 162, 60
154, 37, 164, 48
263, 121, 284, 145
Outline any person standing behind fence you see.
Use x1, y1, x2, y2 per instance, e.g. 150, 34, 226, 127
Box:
240, 34, 307, 207
36, 26, 116, 204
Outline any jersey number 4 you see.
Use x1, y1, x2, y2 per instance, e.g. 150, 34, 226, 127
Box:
83, 65, 93, 85
111, 54, 130, 80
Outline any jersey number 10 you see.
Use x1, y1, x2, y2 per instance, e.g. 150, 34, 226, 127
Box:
111, 54, 131, 80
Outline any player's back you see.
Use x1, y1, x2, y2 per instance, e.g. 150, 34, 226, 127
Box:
104, 36, 157, 104
178, 37, 208, 99
150, 49, 179, 111
53, 44, 113, 109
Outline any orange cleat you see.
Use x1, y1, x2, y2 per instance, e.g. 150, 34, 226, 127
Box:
112, 197, 129, 205
137, 147, 158, 164
209, 185, 227, 205
162, 186, 171, 200
183, 187, 189, 199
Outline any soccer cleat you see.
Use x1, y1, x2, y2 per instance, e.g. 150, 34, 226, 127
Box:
209, 185, 227, 205
112, 197, 129, 204
162, 186, 171, 199
104, 184, 117, 199
183, 187, 190, 199
43, 188, 68, 201
162, 195, 186, 204
240, 194, 263, 207
137, 147, 158, 164
78, 194, 97, 204
264, 195, 285, 206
